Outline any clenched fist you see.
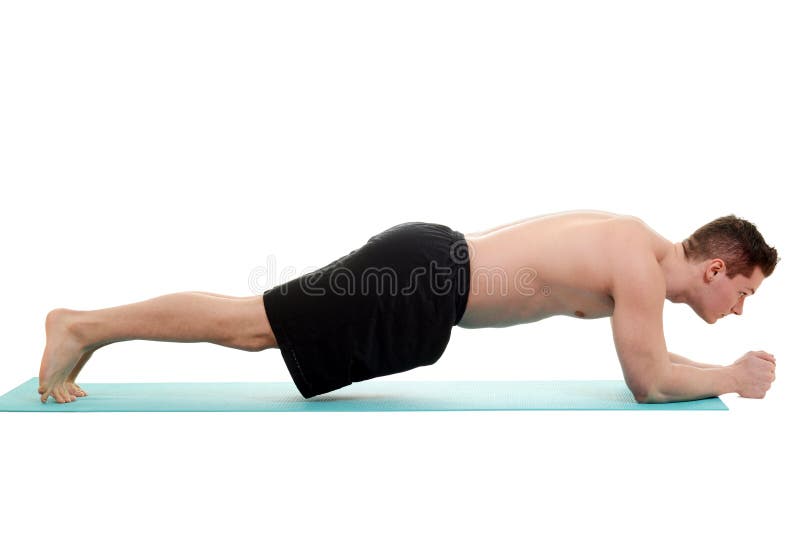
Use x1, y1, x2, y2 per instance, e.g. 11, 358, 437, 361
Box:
732, 351, 776, 399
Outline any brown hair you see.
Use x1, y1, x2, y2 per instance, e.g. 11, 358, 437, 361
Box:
682, 215, 780, 278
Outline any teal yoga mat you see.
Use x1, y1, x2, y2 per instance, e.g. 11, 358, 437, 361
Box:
0, 378, 727, 411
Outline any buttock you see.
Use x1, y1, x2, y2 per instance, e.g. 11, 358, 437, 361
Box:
262, 221, 471, 398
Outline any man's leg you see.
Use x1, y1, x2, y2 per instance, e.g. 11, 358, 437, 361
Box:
38, 292, 276, 404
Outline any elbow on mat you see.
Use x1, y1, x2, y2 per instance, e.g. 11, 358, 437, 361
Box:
628, 381, 667, 404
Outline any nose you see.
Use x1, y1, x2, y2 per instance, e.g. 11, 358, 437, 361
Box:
731, 301, 744, 316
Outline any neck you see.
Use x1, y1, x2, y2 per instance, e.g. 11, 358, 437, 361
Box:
661, 242, 695, 304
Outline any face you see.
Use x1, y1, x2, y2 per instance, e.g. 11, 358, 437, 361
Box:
695, 260, 765, 324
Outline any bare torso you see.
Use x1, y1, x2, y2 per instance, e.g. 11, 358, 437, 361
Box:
457, 210, 673, 329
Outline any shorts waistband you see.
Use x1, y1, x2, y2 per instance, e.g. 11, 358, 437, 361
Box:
450, 230, 471, 325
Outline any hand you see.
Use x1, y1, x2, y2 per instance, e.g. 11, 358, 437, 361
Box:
731, 351, 776, 399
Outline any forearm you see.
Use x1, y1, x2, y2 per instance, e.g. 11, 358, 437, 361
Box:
644, 364, 738, 403
668, 352, 724, 369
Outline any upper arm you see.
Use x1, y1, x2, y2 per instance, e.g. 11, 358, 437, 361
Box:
610, 249, 671, 400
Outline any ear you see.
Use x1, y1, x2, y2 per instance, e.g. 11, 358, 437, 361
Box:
705, 258, 726, 282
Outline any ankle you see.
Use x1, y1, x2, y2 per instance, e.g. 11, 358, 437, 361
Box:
49, 308, 96, 349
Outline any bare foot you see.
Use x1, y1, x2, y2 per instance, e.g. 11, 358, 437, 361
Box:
38, 308, 93, 404
63, 342, 110, 398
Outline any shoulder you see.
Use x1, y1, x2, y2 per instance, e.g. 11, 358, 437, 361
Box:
609, 215, 671, 249
609, 214, 649, 235
603, 216, 659, 260
605, 217, 666, 298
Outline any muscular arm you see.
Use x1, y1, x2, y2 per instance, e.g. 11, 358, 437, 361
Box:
652, 364, 738, 403
610, 235, 737, 403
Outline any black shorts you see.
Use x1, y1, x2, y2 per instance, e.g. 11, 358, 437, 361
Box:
262, 222, 471, 398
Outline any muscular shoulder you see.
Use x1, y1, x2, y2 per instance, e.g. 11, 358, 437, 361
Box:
608, 214, 647, 231
610, 215, 671, 249
603, 217, 666, 290
603, 216, 657, 252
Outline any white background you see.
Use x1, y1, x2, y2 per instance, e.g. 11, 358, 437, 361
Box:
1, 1, 797, 532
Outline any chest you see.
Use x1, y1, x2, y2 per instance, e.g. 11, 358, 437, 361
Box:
547, 284, 615, 319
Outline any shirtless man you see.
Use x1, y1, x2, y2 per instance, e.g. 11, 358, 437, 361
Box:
37, 210, 779, 404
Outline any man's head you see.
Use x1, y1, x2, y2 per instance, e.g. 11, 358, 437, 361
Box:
681, 215, 780, 324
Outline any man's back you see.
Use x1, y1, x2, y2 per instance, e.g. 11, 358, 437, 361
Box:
458, 210, 672, 328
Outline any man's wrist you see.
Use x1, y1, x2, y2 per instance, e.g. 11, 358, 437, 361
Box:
723, 365, 740, 396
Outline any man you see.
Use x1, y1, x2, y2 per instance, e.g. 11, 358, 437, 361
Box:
38, 210, 779, 404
